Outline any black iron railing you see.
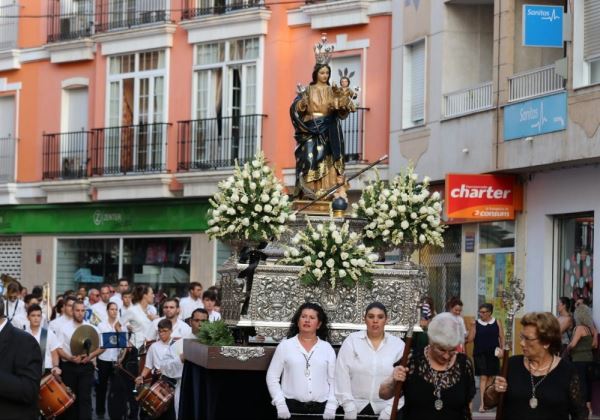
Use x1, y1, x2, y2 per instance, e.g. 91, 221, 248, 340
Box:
95, 0, 171, 33
0, 2, 19, 50
181, 0, 264, 19
341, 107, 367, 163
177, 114, 264, 171
0, 135, 16, 183
43, 130, 93, 179
91, 123, 170, 175
47, 0, 94, 43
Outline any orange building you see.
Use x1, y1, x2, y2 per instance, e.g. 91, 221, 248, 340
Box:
0, 0, 391, 297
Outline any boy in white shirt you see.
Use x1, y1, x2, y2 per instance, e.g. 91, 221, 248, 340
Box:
202, 290, 221, 322
26, 303, 61, 376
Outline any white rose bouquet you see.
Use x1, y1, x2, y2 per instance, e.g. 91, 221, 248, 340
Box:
280, 219, 377, 289
206, 151, 296, 242
352, 165, 446, 247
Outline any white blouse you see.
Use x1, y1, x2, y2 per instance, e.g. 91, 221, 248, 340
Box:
97, 319, 120, 362
335, 331, 405, 418
120, 304, 152, 348
266, 335, 337, 410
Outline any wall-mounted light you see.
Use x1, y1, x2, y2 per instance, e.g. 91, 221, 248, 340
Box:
524, 136, 533, 142
462, 148, 469, 154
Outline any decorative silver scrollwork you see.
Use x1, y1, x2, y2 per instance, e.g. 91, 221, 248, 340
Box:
220, 346, 266, 362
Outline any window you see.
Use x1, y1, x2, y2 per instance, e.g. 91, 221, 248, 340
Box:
403, 39, 425, 128
106, 50, 167, 173
585, 0, 600, 84
0, 95, 16, 183
193, 37, 261, 165
477, 221, 515, 323
556, 213, 594, 305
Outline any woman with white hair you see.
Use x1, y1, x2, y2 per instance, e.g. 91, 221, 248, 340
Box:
566, 304, 594, 415
379, 312, 475, 419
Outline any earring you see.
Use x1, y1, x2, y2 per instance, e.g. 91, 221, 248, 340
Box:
543, 345, 549, 349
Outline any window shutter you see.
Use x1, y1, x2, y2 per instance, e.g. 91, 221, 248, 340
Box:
584, 0, 600, 61
410, 40, 425, 123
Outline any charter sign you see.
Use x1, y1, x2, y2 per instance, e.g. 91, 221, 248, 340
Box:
445, 174, 521, 222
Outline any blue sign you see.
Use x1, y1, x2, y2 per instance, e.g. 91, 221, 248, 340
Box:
523, 4, 563, 48
504, 92, 567, 141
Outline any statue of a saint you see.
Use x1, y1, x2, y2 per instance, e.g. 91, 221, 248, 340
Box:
291, 35, 356, 201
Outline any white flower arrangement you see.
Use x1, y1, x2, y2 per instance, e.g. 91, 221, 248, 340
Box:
206, 151, 296, 242
352, 165, 446, 248
280, 219, 377, 289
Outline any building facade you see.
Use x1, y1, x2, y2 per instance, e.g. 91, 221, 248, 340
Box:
390, 0, 598, 325
0, 0, 392, 297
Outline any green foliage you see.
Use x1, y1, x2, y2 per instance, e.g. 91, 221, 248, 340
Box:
197, 320, 235, 346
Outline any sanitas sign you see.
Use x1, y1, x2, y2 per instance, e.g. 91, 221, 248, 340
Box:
445, 174, 522, 221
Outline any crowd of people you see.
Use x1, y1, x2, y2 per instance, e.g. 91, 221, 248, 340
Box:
0, 277, 596, 420
0, 279, 218, 420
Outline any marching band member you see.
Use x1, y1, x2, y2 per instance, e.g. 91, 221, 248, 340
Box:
49, 295, 76, 334
178, 282, 204, 321
136, 319, 178, 420
56, 300, 103, 420
159, 334, 185, 420
4, 282, 26, 326
146, 298, 192, 341
110, 278, 130, 311
96, 301, 121, 418
12, 293, 41, 331
87, 288, 100, 309
90, 285, 111, 325
121, 285, 157, 349
25, 303, 61, 376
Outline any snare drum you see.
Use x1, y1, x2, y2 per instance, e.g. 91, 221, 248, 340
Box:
39, 374, 76, 419
136, 379, 174, 419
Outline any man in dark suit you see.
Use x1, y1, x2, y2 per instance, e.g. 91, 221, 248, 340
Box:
0, 296, 43, 419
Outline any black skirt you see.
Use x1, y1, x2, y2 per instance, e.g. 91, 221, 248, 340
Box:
473, 352, 499, 376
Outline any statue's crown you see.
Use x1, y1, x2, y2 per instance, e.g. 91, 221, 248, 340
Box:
314, 34, 334, 65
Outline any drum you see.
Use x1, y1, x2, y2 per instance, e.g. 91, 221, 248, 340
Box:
136, 379, 174, 419
39, 374, 76, 419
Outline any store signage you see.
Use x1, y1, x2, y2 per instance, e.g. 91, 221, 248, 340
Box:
522, 4, 564, 48
0, 200, 210, 234
445, 174, 522, 221
504, 92, 567, 141
464, 232, 476, 253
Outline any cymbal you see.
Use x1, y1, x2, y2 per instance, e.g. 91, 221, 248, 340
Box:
70, 325, 99, 356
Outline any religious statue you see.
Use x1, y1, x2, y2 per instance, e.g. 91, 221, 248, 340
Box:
291, 34, 357, 201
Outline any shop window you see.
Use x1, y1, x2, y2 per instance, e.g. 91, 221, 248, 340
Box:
56, 236, 191, 297
556, 213, 594, 305
477, 221, 515, 323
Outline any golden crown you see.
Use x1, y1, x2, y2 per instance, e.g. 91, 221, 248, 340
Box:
314, 33, 334, 65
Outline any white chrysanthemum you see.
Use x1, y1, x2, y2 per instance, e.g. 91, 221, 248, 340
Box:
326, 258, 335, 268
318, 251, 325, 258
240, 195, 249, 204
254, 204, 262, 212
315, 260, 323, 268
401, 220, 409, 229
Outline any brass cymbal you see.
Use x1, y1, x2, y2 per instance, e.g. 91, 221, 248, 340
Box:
70, 325, 99, 356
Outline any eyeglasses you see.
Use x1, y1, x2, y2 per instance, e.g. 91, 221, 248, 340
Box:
519, 333, 539, 342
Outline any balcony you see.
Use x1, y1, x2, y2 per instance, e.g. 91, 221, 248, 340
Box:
177, 114, 264, 171
181, 0, 264, 19
42, 130, 93, 180
443, 82, 493, 119
47, 0, 94, 43
95, 0, 171, 33
0, 1, 19, 50
508, 64, 565, 103
341, 107, 367, 162
91, 122, 170, 176
0, 135, 16, 183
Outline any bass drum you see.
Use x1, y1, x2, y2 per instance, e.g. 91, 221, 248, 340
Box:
39, 374, 76, 419
136, 379, 174, 419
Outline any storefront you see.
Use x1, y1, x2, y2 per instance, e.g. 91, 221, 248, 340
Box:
526, 165, 598, 317
0, 199, 213, 297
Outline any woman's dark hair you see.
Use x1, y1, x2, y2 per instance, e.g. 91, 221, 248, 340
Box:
446, 296, 463, 311
559, 296, 573, 313
32, 286, 43, 299
106, 301, 118, 312
51, 298, 64, 320
287, 302, 330, 341
365, 301, 387, 317
132, 285, 151, 304
479, 303, 494, 314
310, 63, 331, 85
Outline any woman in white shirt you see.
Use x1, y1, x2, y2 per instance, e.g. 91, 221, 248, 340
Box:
121, 285, 157, 349
335, 302, 405, 419
266, 302, 338, 420
96, 302, 121, 418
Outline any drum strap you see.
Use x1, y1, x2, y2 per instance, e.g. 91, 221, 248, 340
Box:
40, 327, 48, 371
